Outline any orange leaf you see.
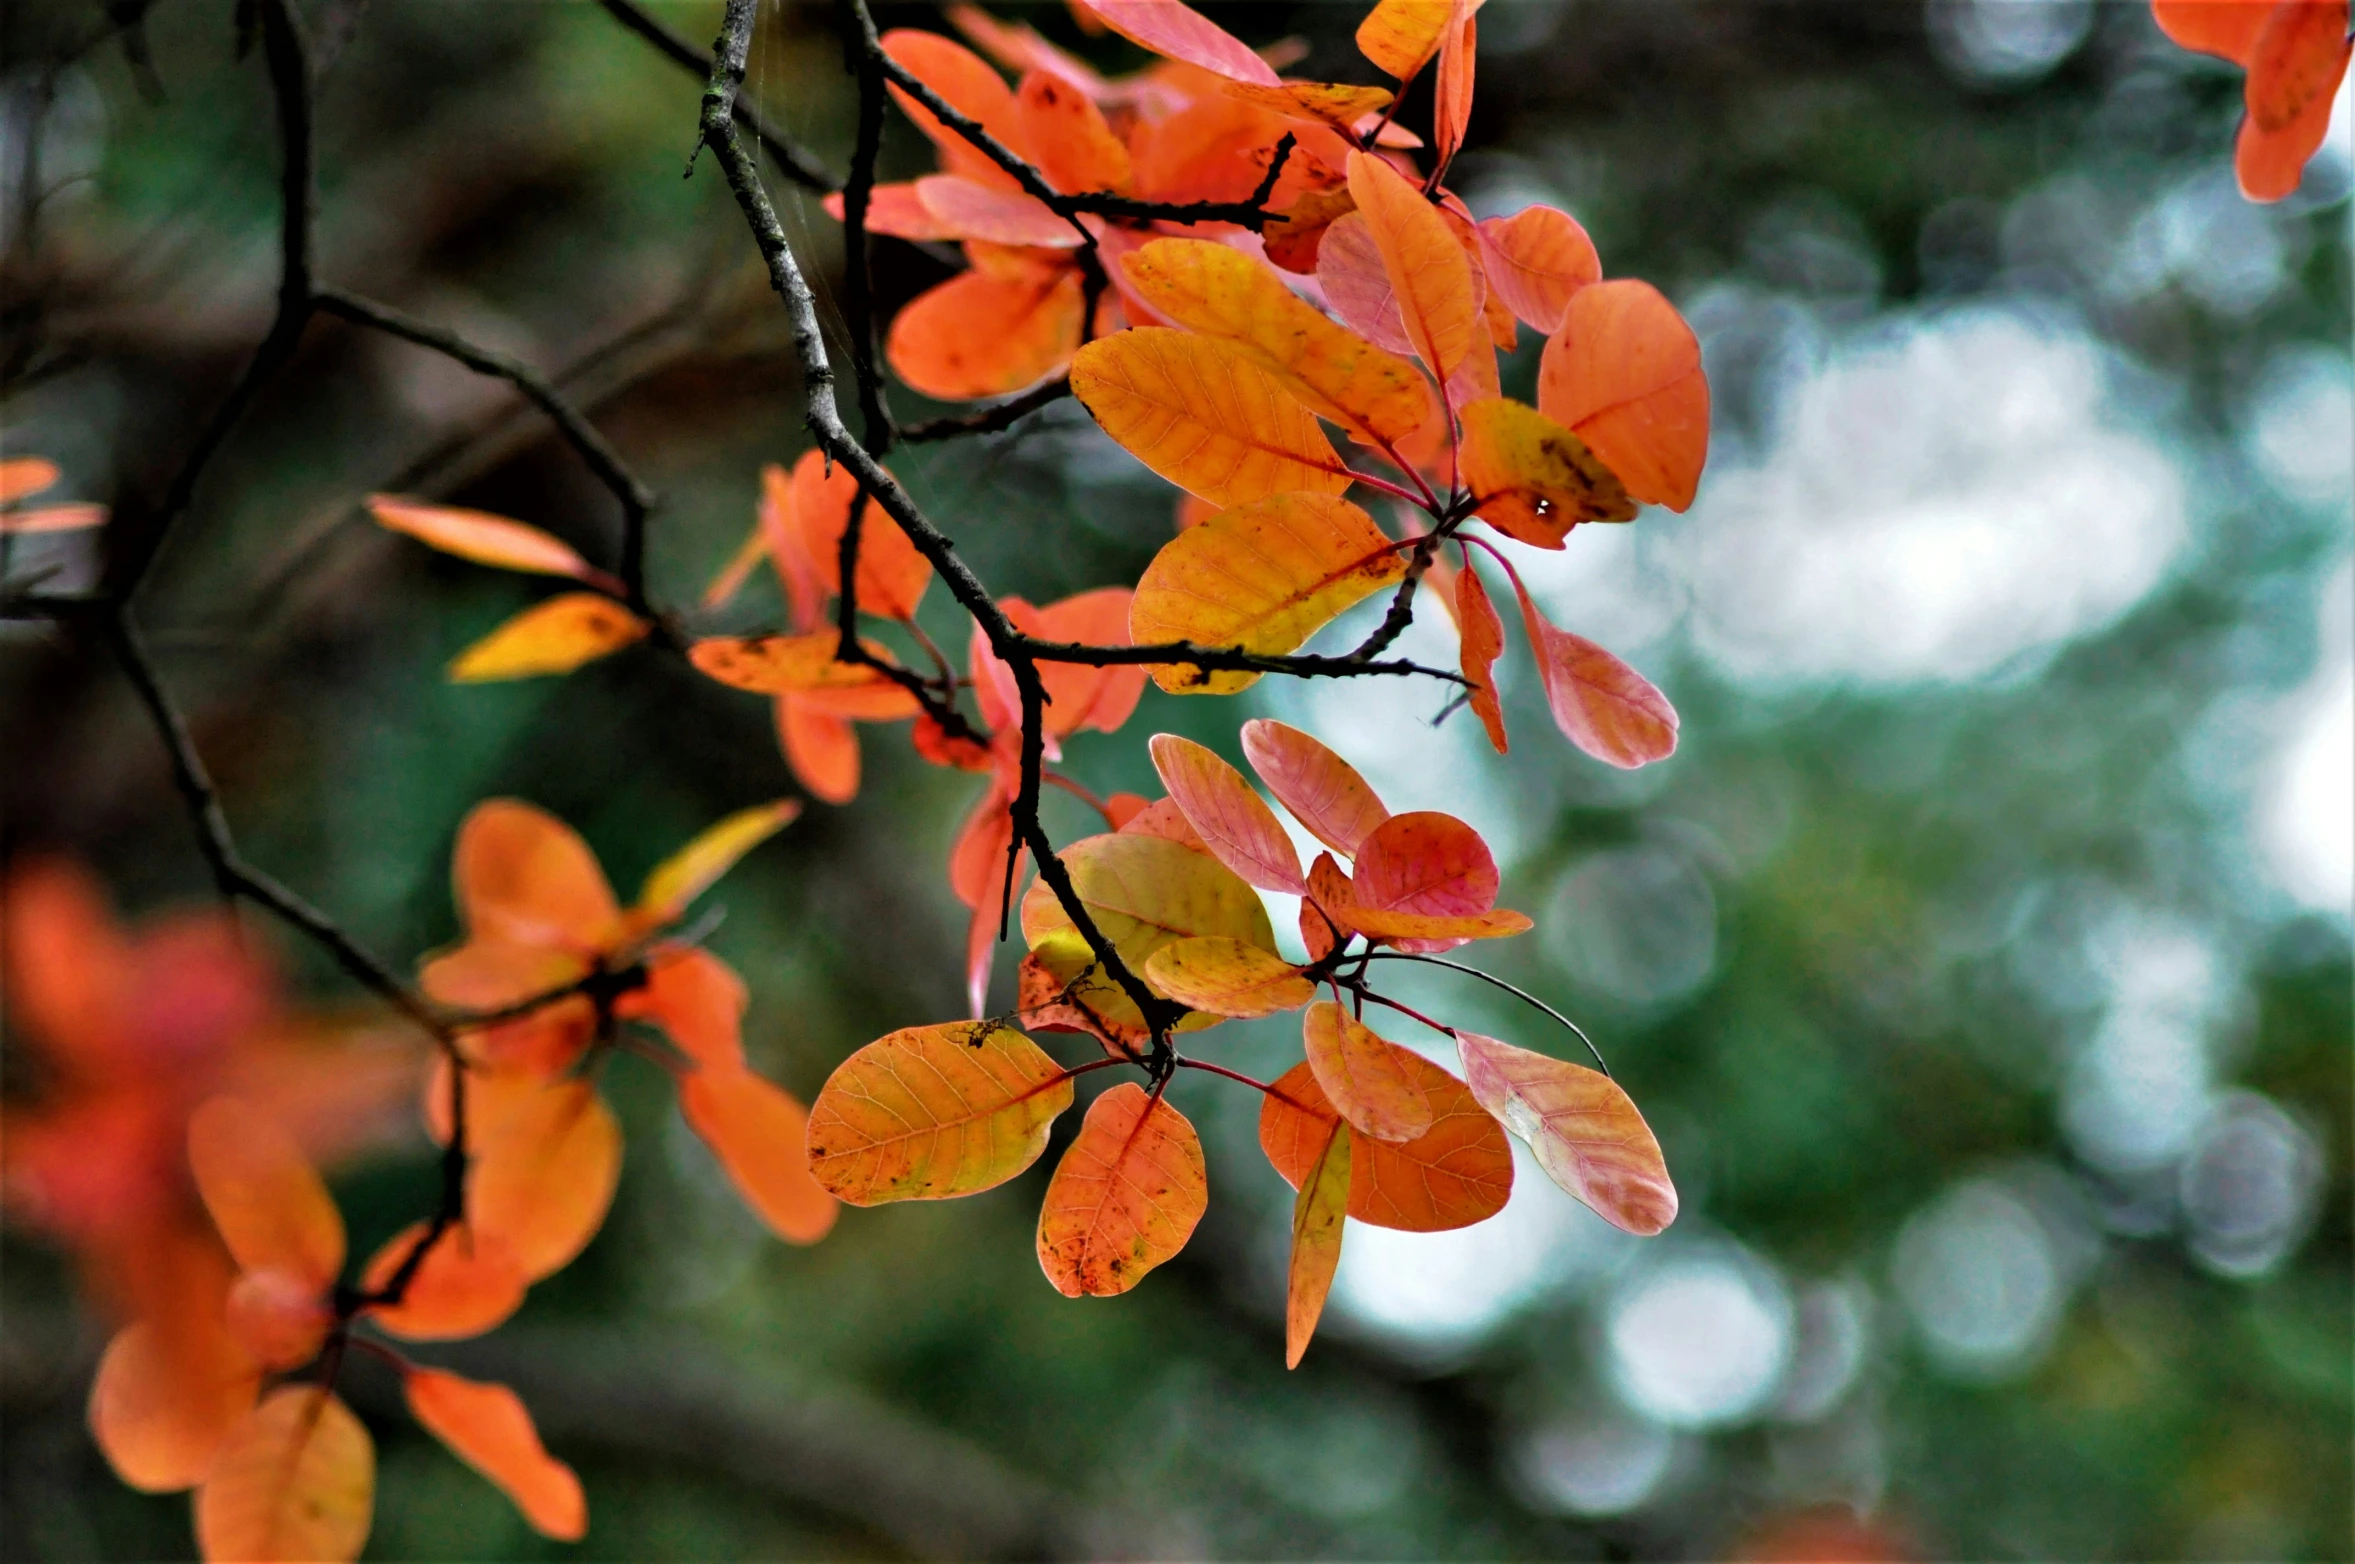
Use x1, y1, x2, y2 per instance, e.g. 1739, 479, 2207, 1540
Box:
1259, 1054, 1511, 1230
776, 699, 859, 806
1455, 558, 1509, 752
1477, 205, 1599, 332
367, 496, 606, 585
1018, 952, 1151, 1059
1284, 1119, 1350, 1368
1353, 810, 1496, 917
1458, 397, 1636, 547
448, 592, 647, 682
1035, 1081, 1208, 1296
1431, 2, 1476, 171
1070, 327, 1353, 507
404, 1368, 586, 1541
1222, 79, 1395, 133
1143, 936, 1315, 1018
688, 631, 911, 696
1263, 184, 1358, 273
2236, 1, 2352, 201
89, 1316, 258, 1493
187, 1097, 345, 1291
467, 1076, 622, 1281
678, 1067, 839, 1244
881, 29, 1032, 189
1036, 586, 1150, 736
224, 1267, 334, 1370
789, 449, 934, 621
194, 1386, 373, 1564
358, 1221, 529, 1341
0, 502, 107, 533
1117, 238, 1433, 446
950, 2, 1109, 91
1345, 151, 1480, 383
1537, 278, 1710, 512
702, 520, 770, 610
824, 182, 963, 241
2152, 0, 2272, 63
450, 798, 621, 952
0, 455, 60, 503
1315, 211, 1413, 355
1239, 718, 1391, 856
1302, 1000, 1434, 1142
615, 944, 746, 1071
633, 801, 800, 926
1505, 567, 1677, 768
915, 174, 1083, 247
1455, 1031, 1677, 1235
807, 1022, 1074, 1202
1148, 732, 1306, 893
1074, 0, 1282, 84
1128, 492, 1405, 695
888, 266, 1086, 401
759, 460, 828, 632
1016, 70, 1131, 192
1355, 0, 1457, 79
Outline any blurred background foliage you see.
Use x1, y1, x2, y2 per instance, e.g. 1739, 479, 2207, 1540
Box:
2, 0, 2348, 1558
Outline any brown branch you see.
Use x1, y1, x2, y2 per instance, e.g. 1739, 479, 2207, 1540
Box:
898, 376, 1072, 443
596, 0, 838, 194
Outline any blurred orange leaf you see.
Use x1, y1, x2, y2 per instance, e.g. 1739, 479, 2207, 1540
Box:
789, 449, 934, 622
449, 798, 621, 952
1455, 1031, 1677, 1235
2235, 2, 2352, 200
1285, 1118, 1350, 1368
1118, 238, 1432, 446
186, 1097, 345, 1292
447, 593, 647, 683
465, 1075, 621, 1281
367, 496, 615, 587
888, 266, 1086, 401
688, 631, 910, 696
1240, 718, 1391, 856
1074, 0, 1282, 84
194, 1386, 373, 1564
677, 1067, 839, 1243
1129, 492, 1404, 695
0, 455, 61, 503
1345, 152, 1480, 383
223, 1267, 333, 1370
614, 944, 748, 1072
1148, 732, 1307, 893
806, 1022, 1074, 1203
404, 1367, 586, 1541
88, 1315, 258, 1494
1143, 936, 1315, 1018
1070, 328, 1353, 507
0, 501, 107, 533
358, 1221, 529, 1341
1458, 397, 1636, 548
1536, 278, 1710, 511
1302, 1000, 1434, 1143
1455, 560, 1508, 751
1260, 1052, 1511, 1231
1036, 1081, 1208, 1296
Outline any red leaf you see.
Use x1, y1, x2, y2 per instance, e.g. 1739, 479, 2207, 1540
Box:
1148, 733, 1306, 894
1504, 566, 1677, 768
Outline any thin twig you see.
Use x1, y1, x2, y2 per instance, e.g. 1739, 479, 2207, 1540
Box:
597, 0, 838, 193
1355, 952, 1612, 1075
898, 377, 1072, 443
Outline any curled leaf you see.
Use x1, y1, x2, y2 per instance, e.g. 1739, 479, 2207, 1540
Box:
806, 1023, 1074, 1203
448, 593, 647, 683
1129, 492, 1405, 695
1144, 937, 1315, 1018
1036, 1082, 1209, 1296
1455, 560, 1508, 752
194, 1387, 374, 1564
1302, 1000, 1434, 1143
1285, 1119, 1350, 1368
404, 1368, 586, 1541
1019, 832, 1277, 1004
1454, 1031, 1677, 1235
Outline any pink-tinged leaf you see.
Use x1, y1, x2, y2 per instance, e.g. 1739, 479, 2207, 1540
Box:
1117, 796, 1209, 852
1353, 809, 1498, 916
1302, 1000, 1434, 1143
1285, 1119, 1349, 1368
1431, 2, 1476, 172
1476, 206, 1599, 332
1455, 1031, 1676, 1235
949, 3, 1110, 94
914, 175, 1084, 247
0, 503, 106, 533
1308, 849, 1530, 947
1074, 0, 1283, 85
1035, 1081, 1209, 1296
1456, 560, 1508, 752
1148, 733, 1306, 894
1345, 151, 1481, 383
1239, 718, 1390, 856
1506, 568, 1677, 768
1537, 279, 1710, 512
1315, 212, 1413, 356
823, 183, 962, 241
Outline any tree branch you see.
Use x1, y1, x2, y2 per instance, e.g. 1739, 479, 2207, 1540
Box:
596, 0, 838, 194
898, 376, 1071, 443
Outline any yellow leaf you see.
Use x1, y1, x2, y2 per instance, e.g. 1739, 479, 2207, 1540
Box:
1302, 1001, 1434, 1143
1020, 832, 1276, 1023
1355, 0, 1458, 78
1285, 1119, 1350, 1368
1129, 492, 1405, 695
1344, 152, 1480, 384
1220, 79, 1394, 132
635, 800, 801, 923
368, 496, 603, 582
1118, 239, 1433, 446
1458, 397, 1636, 547
1455, 1031, 1677, 1235
448, 594, 647, 682
806, 1022, 1074, 1203
687, 631, 908, 696
1144, 936, 1315, 1018
1036, 1082, 1207, 1297
195, 1387, 374, 1564
1070, 327, 1352, 507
